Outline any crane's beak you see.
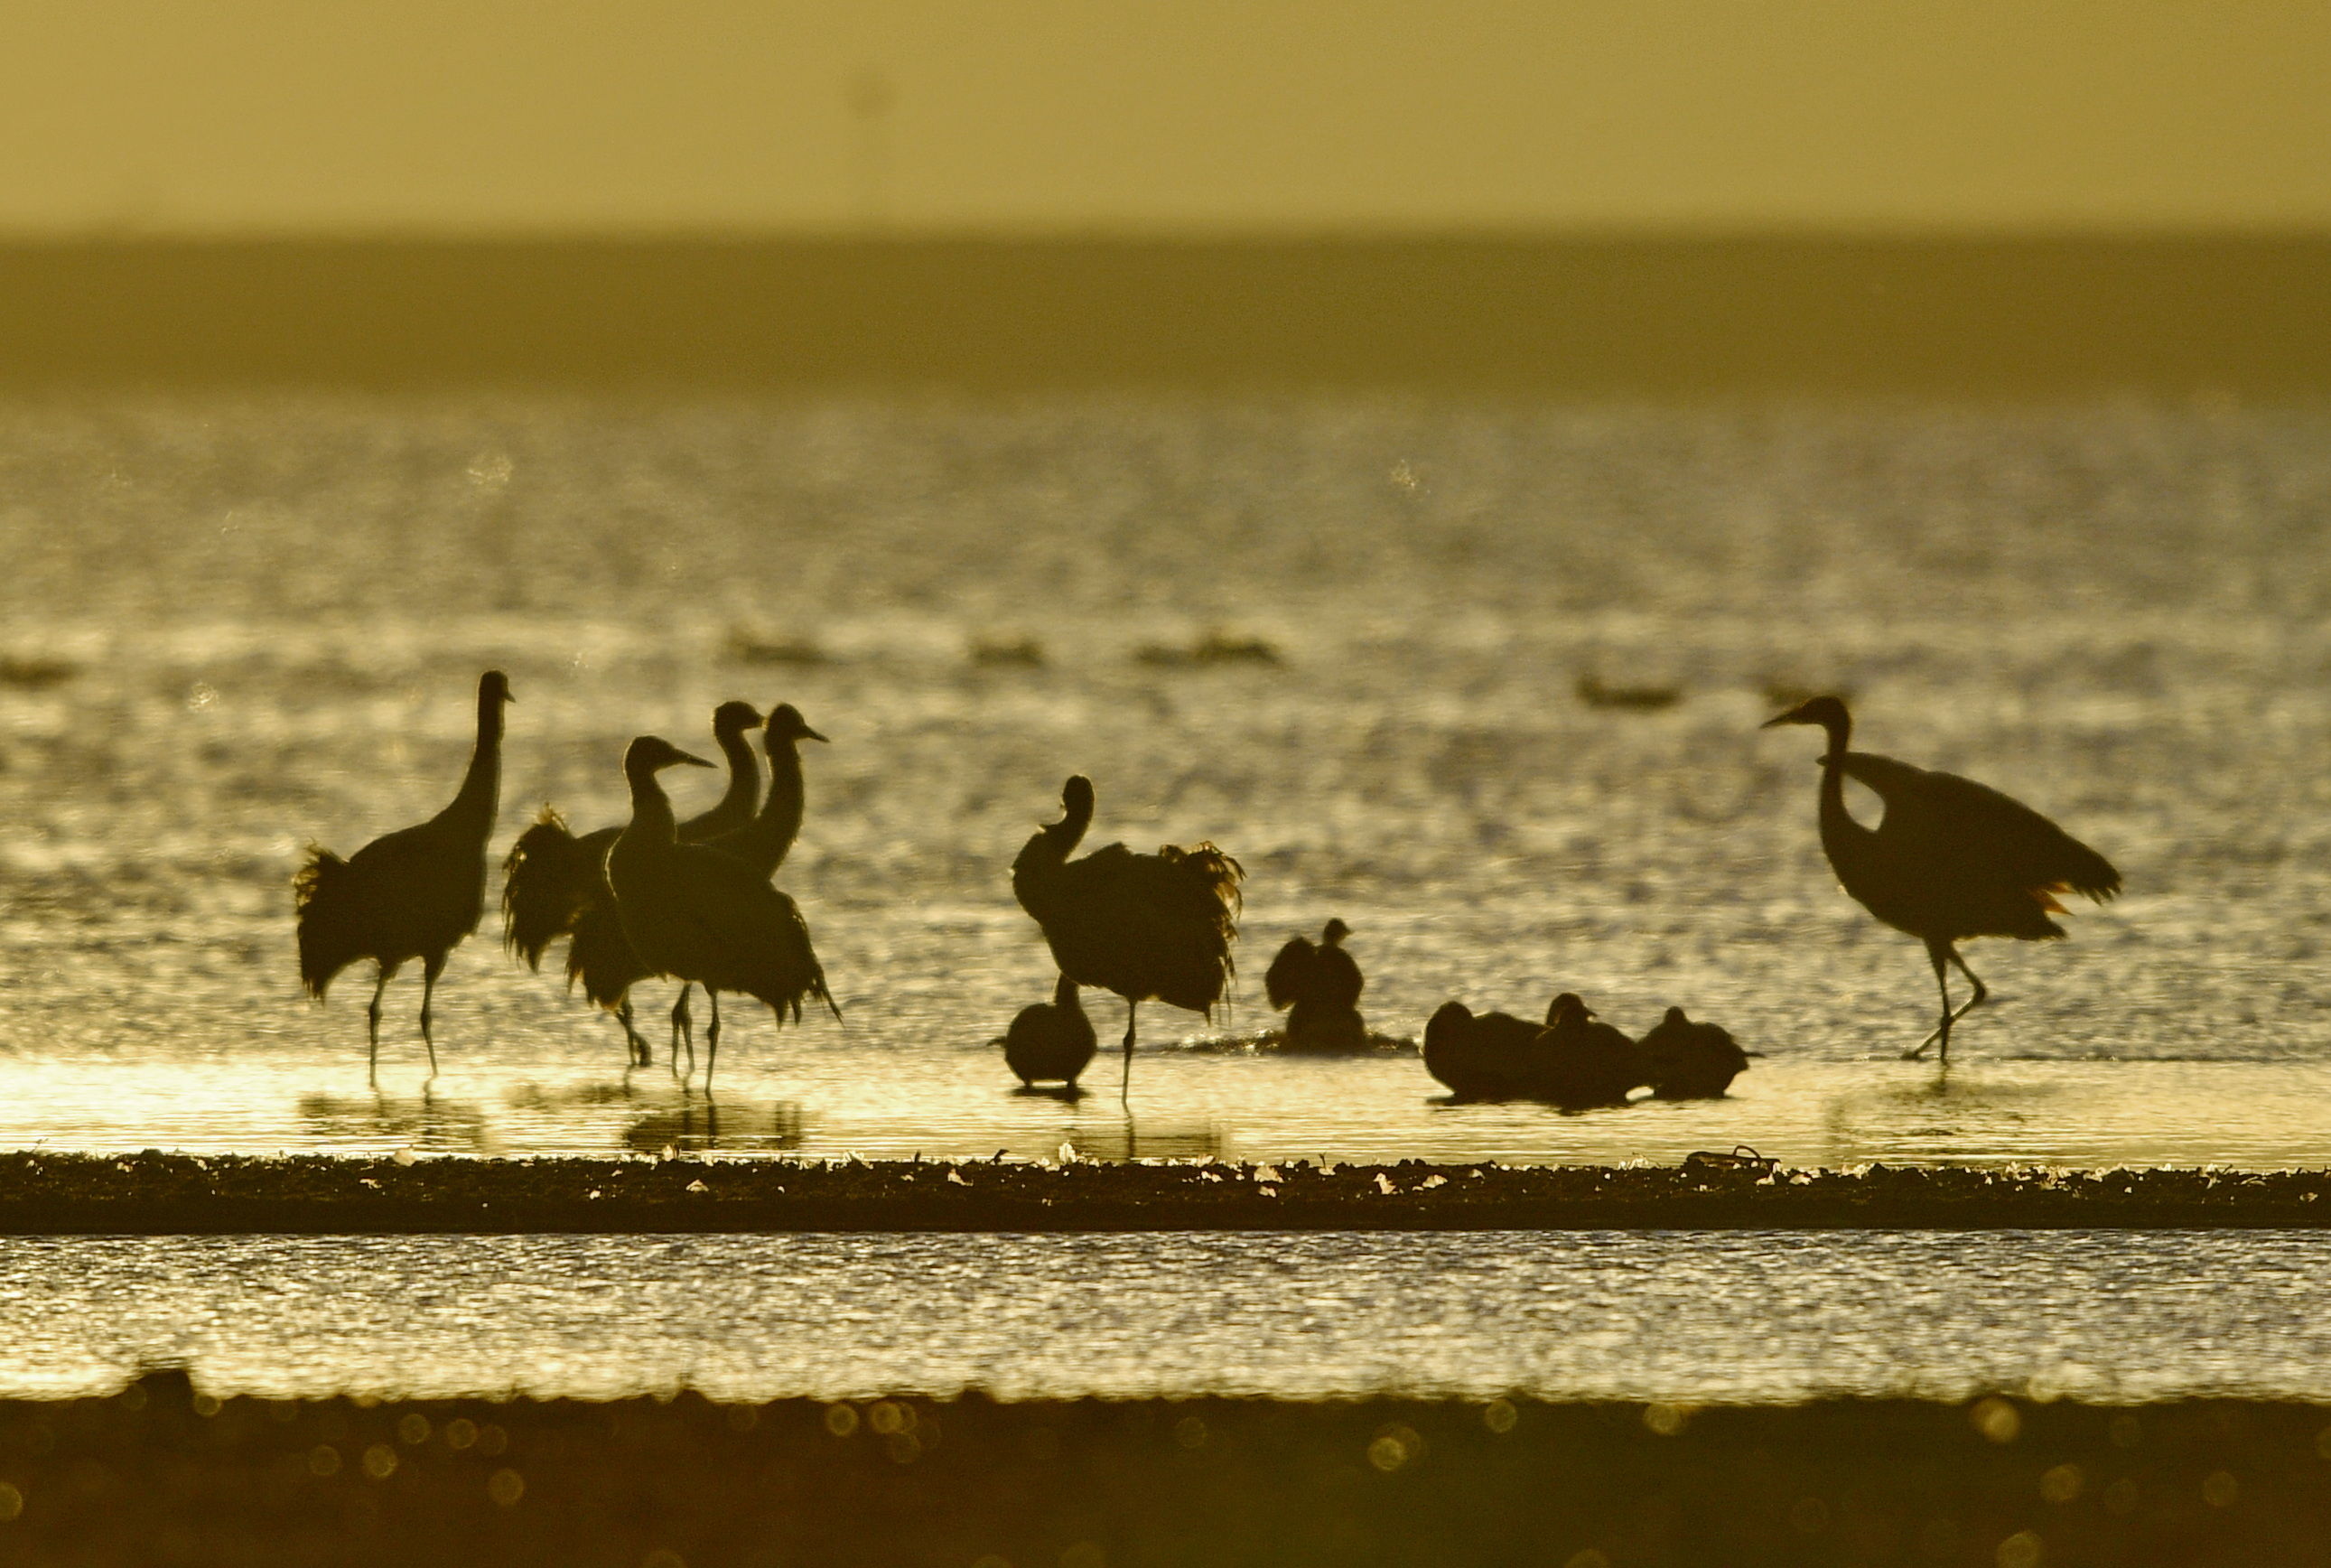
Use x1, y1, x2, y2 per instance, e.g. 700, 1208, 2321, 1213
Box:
676, 751, 715, 768
1759, 711, 1798, 729
803, 724, 829, 743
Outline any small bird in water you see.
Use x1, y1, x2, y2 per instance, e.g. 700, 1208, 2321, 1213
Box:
294, 669, 512, 1080
1421, 1000, 1553, 1101
1539, 993, 1646, 1107
1763, 695, 2121, 1061
1263, 918, 1368, 1051
606, 735, 838, 1087
1636, 1006, 1749, 1099
1011, 775, 1243, 1099
1002, 974, 1098, 1088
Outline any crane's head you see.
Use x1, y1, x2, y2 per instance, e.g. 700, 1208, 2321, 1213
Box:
480, 669, 514, 705
1760, 694, 1851, 752
1544, 992, 1594, 1028
1322, 918, 1351, 945
711, 700, 764, 738
624, 735, 715, 774
1058, 774, 1096, 820
767, 704, 828, 743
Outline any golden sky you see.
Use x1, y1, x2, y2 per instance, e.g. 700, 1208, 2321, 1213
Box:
2, 0, 2326, 236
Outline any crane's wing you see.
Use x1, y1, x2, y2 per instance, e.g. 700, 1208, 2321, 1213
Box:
1263, 936, 1315, 1012
1056, 841, 1245, 1008
501, 807, 611, 968
1844, 753, 2121, 903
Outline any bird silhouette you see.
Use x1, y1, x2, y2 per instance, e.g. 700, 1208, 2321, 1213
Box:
1263, 917, 1367, 1051
1636, 1006, 1749, 1098
1421, 1000, 1548, 1099
502, 700, 764, 1064
1539, 993, 1647, 1107
1764, 695, 2121, 1060
294, 669, 512, 1079
1001, 974, 1098, 1087
569, 703, 830, 1069
606, 735, 838, 1087
1011, 775, 1243, 1098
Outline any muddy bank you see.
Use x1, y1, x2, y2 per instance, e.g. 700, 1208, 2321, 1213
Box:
1, 1151, 2328, 1232
0, 1370, 2320, 1566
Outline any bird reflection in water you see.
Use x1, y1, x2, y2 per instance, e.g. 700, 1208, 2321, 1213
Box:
621, 1097, 805, 1155
294, 1089, 498, 1154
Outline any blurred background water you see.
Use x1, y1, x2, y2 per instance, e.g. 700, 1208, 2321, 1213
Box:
0, 392, 2326, 1165
7, 1229, 2330, 1402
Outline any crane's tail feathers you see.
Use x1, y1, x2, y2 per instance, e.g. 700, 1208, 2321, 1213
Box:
501, 807, 592, 969
292, 845, 358, 1000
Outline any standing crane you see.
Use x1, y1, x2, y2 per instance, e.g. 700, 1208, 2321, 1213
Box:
502, 699, 764, 1064
606, 735, 837, 1087
1011, 775, 1243, 1099
294, 669, 513, 1079
1763, 695, 2121, 1060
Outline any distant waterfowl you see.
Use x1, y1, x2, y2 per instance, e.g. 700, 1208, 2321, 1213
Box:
1637, 1006, 1748, 1098
1011, 775, 1243, 1098
294, 669, 512, 1079
1421, 1000, 1549, 1100
1002, 974, 1098, 1087
606, 736, 838, 1087
1539, 993, 1647, 1107
502, 700, 764, 1064
1763, 695, 2121, 1061
1263, 918, 1368, 1051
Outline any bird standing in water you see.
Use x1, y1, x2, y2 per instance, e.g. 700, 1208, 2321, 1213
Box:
606, 736, 837, 1087
1011, 775, 1243, 1099
1263, 918, 1367, 1050
1002, 974, 1098, 1088
295, 669, 513, 1079
503, 700, 765, 1064
1763, 695, 2121, 1061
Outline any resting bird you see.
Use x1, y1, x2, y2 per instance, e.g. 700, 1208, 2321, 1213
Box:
1011, 774, 1243, 1098
1539, 993, 1647, 1107
1636, 1006, 1749, 1098
294, 669, 512, 1079
1421, 1001, 1549, 1100
1764, 695, 2121, 1061
1001, 974, 1098, 1088
502, 700, 764, 1064
1263, 918, 1368, 1051
606, 735, 837, 1087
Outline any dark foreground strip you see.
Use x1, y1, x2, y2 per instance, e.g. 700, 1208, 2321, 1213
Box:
0, 1370, 2321, 1567
0, 1153, 2326, 1232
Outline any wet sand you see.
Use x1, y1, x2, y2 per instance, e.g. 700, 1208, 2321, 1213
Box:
5, 1151, 2329, 1233
0, 1370, 2321, 1567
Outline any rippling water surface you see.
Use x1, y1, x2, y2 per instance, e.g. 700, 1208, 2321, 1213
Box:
6, 1230, 2327, 1403
0, 394, 2326, 1163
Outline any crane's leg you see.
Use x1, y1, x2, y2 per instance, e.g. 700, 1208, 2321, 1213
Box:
367, 966, 391, 1085
704, 988, 723, 1089
670, 985, 695, 1078
614, 995, 651, 1069
1121, 1002, 1138, 1102
1907, 940, 1986, 1061
418, 954, 444, 1078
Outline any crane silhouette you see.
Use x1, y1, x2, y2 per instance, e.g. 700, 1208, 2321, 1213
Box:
294, 669, 512, 1079
1002, 973, 1098, 1088
1540, 992, 1646, 1107
1636, 1006, 1749, 1098
1263, 918, 1366, 1050
1421, 1000, 1546, 1099
501, 700, 764, 1064
1763, 695, 2121, 1061
573, 704, 828, 1070
1011, 775, 1243, 1099
606, 735, 838, 1087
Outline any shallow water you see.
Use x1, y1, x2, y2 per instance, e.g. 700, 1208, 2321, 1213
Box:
6, 1229, 2326, 1403
0, 394, 2327, 1163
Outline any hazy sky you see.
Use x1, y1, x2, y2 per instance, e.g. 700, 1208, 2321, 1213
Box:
3, 0, 2327, 236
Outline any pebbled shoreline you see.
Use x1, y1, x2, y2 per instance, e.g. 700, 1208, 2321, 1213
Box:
1, 1151, 2328, 1232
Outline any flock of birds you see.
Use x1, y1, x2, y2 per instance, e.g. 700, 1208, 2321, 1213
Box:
293, 672, 2123, 1100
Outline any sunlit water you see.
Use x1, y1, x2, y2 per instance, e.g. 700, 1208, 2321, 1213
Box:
6, 1230, 2328, 1403
0, 394, 2327, 1165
